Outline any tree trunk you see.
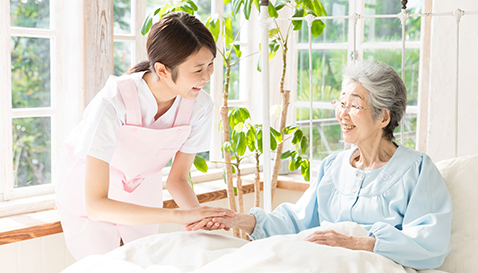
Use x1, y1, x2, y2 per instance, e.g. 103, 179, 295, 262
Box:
221, 65, 240, 238
235, 160, 248, 240
254, 152, 261, 207
271, 44, 290, 200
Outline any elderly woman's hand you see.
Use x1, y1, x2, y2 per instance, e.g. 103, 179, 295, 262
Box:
303, 229, 376, 252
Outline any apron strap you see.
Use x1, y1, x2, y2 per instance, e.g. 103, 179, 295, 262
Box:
173, 98, 195, 127
117, 79, 142, 126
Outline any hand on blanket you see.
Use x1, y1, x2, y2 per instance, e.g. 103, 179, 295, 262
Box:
303, 229, 376, 252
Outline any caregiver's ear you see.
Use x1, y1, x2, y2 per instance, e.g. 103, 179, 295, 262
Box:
154, 62, 169, 78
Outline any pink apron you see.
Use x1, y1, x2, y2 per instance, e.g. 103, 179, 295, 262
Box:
56, 78, 194, 260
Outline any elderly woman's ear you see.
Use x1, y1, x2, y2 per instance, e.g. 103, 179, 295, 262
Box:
379, 109, 391, 129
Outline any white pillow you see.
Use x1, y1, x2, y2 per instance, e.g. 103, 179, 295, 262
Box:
435, 153, 478, 273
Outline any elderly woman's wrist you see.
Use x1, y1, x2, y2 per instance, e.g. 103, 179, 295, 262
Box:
237, 213, 256, 234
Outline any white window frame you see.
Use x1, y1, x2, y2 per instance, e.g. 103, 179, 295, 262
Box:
1, 1, 84, 216
288, 0, 425, 170
1, 1, 58, 202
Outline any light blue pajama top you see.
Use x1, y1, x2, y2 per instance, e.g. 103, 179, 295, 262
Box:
249, 145, 452, 270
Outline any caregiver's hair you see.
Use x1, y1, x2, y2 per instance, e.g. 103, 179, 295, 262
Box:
342, 60, 407, 141
127, 12, 216, 82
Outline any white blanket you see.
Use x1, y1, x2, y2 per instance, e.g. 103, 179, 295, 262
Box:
62, 222, 446, 273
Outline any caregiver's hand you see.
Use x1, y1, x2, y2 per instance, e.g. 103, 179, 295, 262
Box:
185, 217, 232, 231
177, 206, 235, 226
303, 230, 376, 252
187, 213, 256, 234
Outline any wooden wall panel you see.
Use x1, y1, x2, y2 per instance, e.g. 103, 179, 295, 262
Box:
84, 1, 114, 105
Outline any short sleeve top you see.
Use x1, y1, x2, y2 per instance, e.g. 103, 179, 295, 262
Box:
66, 71, 213, 163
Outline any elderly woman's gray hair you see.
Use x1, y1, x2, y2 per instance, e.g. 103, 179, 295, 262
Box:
342, 60, 407, 141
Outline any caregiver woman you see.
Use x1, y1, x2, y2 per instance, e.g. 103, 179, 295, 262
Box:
56, 12, 234, 260
200, 60, 453, 270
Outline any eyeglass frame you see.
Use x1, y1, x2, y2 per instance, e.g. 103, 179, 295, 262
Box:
331, 99, 374, 115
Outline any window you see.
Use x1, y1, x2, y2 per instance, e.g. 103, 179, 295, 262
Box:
1, 0, 55, 203
291, 0, 423, 163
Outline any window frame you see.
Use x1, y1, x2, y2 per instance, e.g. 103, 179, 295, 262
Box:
288, 0, 426, 172
1, 1, 58, 202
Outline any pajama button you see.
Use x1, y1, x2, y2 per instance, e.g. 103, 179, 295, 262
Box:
352, 187, 358, 193
176, 129, 182, 135
356, 173, 363, 179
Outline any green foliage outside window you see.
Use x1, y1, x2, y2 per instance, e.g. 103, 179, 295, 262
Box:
10, 0, 52, 188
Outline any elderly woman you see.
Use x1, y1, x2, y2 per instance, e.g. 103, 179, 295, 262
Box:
190, 60, 452, 270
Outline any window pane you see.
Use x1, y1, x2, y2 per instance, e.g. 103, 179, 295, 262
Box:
146, 0, 169, 16
297, 108, 342, 160
364, 0, 422, 42
297, 50, 347, 102
298, 0, 348, 43
195, 0, 211, 22
363, 48, 420, 105
394, 113, 417, 149
11, 37, 51, 108
227, 54, 240, 100
10, 0, 50, 29
146, 0, 211, 21
114, 0, 132, 34
12, 117, 51, 188
114, 41, 132, 76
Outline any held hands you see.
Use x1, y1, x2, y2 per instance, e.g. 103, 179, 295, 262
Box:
185, 214, 239, 231
177, 206, 236, 231
303, 229, 376, 252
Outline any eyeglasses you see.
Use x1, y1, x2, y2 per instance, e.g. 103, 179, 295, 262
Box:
331, 99, 372, 116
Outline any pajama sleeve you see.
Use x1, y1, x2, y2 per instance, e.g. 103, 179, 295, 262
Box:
369, 154, 452, 270
248, 154, 336, 240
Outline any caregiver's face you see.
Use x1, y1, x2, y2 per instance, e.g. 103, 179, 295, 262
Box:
334, 82, 382, 145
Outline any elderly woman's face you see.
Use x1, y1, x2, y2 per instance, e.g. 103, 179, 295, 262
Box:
335, 82, 384, 146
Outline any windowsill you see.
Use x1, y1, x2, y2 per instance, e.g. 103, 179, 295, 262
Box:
0, 174, 309, 245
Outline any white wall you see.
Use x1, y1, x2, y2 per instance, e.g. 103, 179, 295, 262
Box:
427, 0, 478, 161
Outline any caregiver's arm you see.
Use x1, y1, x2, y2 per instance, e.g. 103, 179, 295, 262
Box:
84, 155, 235, 225
369, 154, 452, 270
167, 151, 200, 209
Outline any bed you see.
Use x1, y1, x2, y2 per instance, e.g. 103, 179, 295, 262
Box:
61, 153, 478, 273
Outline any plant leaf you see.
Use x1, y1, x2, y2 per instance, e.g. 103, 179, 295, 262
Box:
274, 0, 289, 11
280, 150, 295, 159
233, 43, 242, 58
193, 155, 208, 173
232, 0, 244, 17
224, 17, 233, 48
246, 127, 256, 152
244, 0, 252, 20
141, 12, 154, 35
300, 159, 310, 181
270, 131, 278, 150
235, 132, 247, 156
283, 125, 299, 135
268, 2, 278, 18
270, 127, 282, 142
292, 129, 303, 144
300, 136, 309, 154
292, 7, 304, 31
311, 19, 325, 37
206, 14, 220, 43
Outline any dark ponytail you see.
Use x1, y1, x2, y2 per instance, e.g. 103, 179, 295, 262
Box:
126, 60, 150, 74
